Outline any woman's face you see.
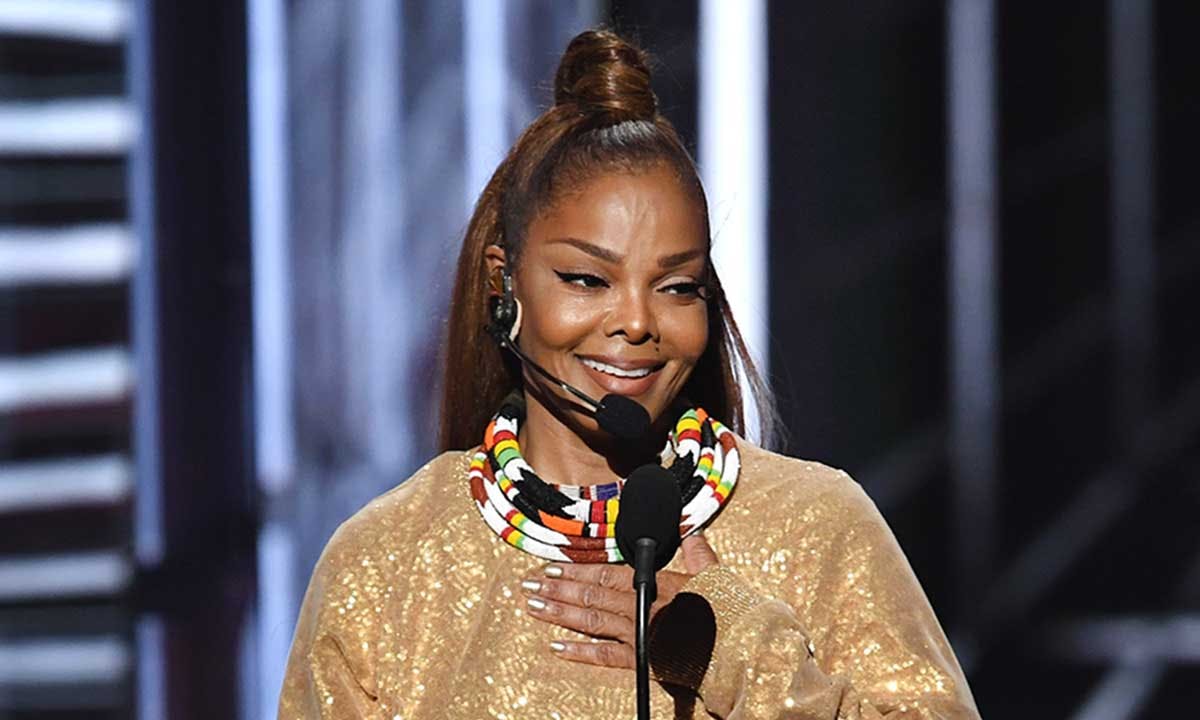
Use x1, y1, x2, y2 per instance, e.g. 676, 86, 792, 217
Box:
501, 164, 710, 435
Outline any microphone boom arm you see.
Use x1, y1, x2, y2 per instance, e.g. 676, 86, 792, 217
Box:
492, 327, 602, 412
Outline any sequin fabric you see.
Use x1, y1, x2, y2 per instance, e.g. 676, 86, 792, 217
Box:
278, 444, 981, 719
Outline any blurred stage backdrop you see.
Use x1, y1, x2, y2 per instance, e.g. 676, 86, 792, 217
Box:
1, 0, 1198, 718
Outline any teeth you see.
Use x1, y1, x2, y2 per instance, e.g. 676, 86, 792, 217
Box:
580, 357, 653, 379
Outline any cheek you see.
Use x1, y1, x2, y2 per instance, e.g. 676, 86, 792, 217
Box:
520, 291, 602, 351
661, 305, 709, 365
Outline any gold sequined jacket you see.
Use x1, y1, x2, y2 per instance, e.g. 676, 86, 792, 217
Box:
278, 444, 981, 719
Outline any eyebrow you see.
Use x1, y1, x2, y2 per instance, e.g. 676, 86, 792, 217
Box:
547, 237, 705, 269
657, 248, 705, 269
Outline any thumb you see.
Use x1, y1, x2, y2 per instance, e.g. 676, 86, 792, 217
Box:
681, 532, 719, 575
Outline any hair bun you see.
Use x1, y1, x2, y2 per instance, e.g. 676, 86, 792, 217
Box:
554, 30, 657, 123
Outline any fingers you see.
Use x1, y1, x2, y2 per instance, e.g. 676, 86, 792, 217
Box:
523, 557, 721, 672
522, 576, 636, 619
542, 562, 632, 590
523, 567, 638, 669
680, 533, 720, 575
525, 593, 634, 642
549, 639, 635, 669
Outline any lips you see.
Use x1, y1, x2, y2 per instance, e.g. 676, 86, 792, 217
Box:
575, 354, 665, 397
578, 357, 656, 378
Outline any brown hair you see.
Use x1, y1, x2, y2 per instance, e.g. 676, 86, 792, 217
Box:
439, 29, 777, 451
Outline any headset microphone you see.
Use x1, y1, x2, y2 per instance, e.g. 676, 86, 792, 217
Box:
486, 321, 652, 441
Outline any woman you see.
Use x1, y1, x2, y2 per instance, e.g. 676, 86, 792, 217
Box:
279, 30, 980, 719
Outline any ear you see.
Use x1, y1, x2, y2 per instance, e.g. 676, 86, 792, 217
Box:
484, 244, 508, 285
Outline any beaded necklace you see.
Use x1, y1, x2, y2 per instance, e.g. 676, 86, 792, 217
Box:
468, 396, 740, 563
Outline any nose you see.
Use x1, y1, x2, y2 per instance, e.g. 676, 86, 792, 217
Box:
604, 286, 658, 344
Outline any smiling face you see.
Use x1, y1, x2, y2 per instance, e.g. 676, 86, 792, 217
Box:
494, 164, 710, 440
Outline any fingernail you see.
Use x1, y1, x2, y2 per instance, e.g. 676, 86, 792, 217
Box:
544, 565, 563, 578
549, 641, 566, 653
520, 579, 541, 593
527, 597, 547, 611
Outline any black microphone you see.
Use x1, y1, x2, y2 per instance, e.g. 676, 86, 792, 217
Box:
488, 323, 652, 440
615, 465, 682, 720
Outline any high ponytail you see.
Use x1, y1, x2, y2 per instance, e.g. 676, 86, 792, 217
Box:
439, 29, 779, 452
554, 30, 657, 123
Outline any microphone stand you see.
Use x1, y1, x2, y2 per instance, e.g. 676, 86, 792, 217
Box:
633, 538, 658, 720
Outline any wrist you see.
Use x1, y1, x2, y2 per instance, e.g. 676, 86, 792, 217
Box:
648, 566, 769, 692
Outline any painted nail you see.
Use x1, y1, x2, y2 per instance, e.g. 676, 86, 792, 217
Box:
549, 641, 566, 653
520, 579, 541, 593
527, 597, 547, 611
543, 565, 564, 578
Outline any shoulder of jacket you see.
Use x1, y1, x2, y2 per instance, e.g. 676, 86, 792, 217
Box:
321, 449, 475, 560
734, 442, 879, 521
371, 448, 474, 506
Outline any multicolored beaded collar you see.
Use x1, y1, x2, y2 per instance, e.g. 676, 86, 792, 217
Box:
468, 396, 740, 563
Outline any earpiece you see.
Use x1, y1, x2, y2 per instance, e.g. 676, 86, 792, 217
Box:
488, 266, 522, 342
509, 295, 523, 340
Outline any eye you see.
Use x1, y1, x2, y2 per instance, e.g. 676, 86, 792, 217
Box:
554, 271, 609, 289
661, 281, 707, 298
